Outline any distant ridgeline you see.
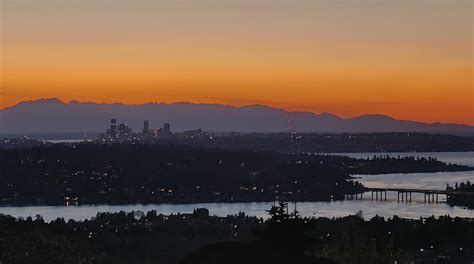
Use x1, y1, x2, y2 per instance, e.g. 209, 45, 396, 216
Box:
2, 98, 474, 135
0, 144, 471, 205
2, 132, 474, 152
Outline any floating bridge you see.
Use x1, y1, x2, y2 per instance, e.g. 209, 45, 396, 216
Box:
345, 188, 474, 203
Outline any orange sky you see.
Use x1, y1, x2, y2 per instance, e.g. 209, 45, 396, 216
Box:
1, 0, 473, 125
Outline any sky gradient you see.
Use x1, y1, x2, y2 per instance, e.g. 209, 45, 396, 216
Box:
1, 0, 473, 125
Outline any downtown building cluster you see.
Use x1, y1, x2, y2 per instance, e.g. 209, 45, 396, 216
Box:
101, 119, 210, 141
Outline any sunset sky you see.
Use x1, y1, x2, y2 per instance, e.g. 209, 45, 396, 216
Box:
1, 0, 472, 125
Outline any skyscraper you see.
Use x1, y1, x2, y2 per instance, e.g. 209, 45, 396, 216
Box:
108, 119, 117, 138
111, 119, 117, 130
164, 123, 171, 134
117, 123, 132, 138
143, 120, 150, 134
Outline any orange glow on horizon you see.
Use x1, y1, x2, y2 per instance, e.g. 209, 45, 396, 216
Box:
1, 0, 472, 125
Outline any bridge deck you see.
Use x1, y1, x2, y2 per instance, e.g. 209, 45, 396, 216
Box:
366, 187, 474, 197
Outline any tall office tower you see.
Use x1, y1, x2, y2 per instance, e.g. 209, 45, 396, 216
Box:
117, 123, 132, 138
164, 123, 171, 134
108, 118, 118, 138
111, 119, 117, 130
143, 120, 150, 134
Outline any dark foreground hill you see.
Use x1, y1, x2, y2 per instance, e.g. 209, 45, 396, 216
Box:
180, 241, 337, 264
1, 206, 473, 264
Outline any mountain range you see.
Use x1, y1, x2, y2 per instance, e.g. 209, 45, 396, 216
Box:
0, 98, 473, 135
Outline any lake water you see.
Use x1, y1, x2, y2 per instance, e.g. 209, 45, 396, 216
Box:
1, 152, 473, 222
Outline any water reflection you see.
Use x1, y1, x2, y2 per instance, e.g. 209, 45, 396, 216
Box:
356, 171, 474, 190
1, 199, 473, 223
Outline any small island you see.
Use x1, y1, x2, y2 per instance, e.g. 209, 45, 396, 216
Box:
447, 181, 474, 209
